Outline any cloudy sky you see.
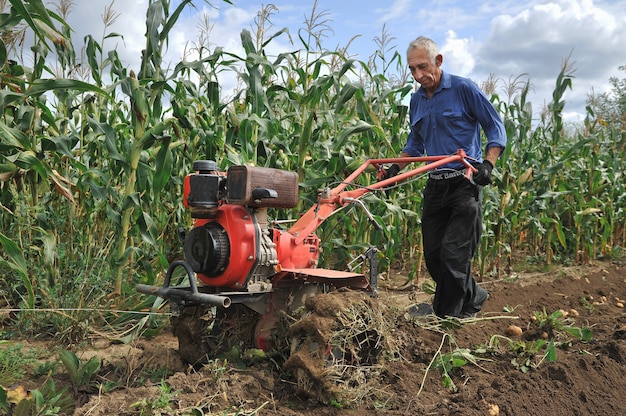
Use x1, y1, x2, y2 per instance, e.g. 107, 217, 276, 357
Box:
60, 0, 625, 123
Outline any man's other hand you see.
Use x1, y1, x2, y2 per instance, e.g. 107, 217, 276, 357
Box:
382, 163, 400, 180
472, 160, 493, 186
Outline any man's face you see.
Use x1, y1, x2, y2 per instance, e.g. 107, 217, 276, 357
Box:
407, 48, 442, 95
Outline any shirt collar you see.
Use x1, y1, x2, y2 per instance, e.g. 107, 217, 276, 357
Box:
417, 71, 451, 97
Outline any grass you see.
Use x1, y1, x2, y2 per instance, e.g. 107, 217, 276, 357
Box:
0, 341, 38, 386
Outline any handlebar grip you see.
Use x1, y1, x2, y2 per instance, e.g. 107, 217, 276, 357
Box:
370, 218, 382, 231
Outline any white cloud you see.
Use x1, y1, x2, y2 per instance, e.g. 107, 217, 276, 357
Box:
471, 0, 626, 120
69, 0, 147, 72
440, 31, 475, 78
374, 0, 413, 24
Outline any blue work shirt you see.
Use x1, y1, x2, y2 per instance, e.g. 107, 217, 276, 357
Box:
402, 71, 507, 169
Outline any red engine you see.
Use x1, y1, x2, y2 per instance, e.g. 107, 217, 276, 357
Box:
182, 160, 318, 290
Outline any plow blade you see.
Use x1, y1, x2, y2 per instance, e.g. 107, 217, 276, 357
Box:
274, 268, 372, 291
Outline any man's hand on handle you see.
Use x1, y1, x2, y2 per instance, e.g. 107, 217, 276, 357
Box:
382, 163, 400, 180
472, 160, 493, 186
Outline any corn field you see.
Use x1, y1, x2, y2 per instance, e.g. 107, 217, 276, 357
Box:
0, 0, 624, 339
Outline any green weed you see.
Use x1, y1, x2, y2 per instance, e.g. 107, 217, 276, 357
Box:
509, 339, 557, 373
130, 381, 181, 415
58, 349, 101, 393
532, 308, 593, 341
422, 334, 490, 393
0, 342, 37, 386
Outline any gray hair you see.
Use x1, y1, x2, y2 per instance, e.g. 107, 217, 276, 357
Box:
407, 36, 439, 64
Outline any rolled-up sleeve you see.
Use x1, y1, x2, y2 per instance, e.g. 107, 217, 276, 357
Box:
465, 84, 507, 151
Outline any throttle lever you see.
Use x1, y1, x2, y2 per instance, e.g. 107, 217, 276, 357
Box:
342, 197, 382, 231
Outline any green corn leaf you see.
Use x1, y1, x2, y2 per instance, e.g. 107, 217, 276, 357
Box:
138, 211, 158, 248
0, 90, 22, 108
15, 151, 49, 178
334, 83, 359, 114
333, 120, 372, 149
84, 35, 102, 86
0, 231, 28, 276
8, 0, 61, 49
0, 123, 34, 150
153, 137, 173, 194
0, 231, 33, 308
161, 0, 192, 42
554, 221, 567, 248
26, 78, 110, 99
88, 118, 126, 163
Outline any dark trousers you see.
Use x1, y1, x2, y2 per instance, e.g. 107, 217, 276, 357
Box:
421, 177, 487, 318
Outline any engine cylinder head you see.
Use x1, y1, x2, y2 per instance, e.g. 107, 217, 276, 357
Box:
187, 160, 223, 218
193, 160, 218, 173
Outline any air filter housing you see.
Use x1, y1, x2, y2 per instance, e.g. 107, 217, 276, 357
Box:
226, 165, 298, 208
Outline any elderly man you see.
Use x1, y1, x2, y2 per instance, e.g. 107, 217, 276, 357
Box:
385, 36, 507, 318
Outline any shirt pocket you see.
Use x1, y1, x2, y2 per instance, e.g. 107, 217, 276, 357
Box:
440, 110, 463, 119
437, 110, 468, 138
